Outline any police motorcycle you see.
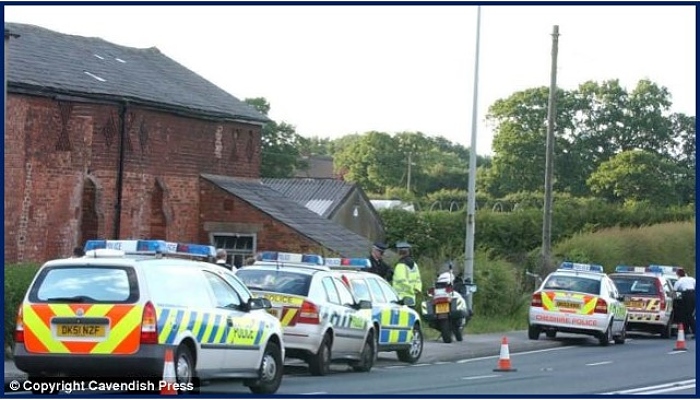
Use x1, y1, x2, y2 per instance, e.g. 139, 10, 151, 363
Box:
421, 262, 473, 343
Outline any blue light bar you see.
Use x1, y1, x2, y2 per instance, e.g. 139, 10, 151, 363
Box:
165, 242, 216, 258
84, 239, 168, 254
256, 251, 324, 266
647, 265, 679, 275
558, 262, 604, 273
325, 258, 371, 269
615, 265, 647, 273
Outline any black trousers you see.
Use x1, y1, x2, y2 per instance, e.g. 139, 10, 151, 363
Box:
677, 290, 696, 335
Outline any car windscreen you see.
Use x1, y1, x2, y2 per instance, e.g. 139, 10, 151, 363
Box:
543, 275, 601, 295
611, 276, 660, 296
29, 266, 138, 304
236, 269, 312, 296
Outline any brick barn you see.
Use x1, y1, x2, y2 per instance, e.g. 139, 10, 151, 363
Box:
4, 23, 371, 266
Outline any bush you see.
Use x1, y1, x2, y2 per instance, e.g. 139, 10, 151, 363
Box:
5, 263, 41, 356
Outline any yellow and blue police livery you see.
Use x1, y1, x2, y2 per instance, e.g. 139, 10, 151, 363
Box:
14, 239, 285, 394
528, 262, 628, 346
236, 251, 376, 376
325, 257, 424, 364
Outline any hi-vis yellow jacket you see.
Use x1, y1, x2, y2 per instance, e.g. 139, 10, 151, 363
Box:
393, 260, 422, 302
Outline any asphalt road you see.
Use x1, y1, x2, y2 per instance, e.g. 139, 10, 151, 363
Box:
196, 332, 696, 395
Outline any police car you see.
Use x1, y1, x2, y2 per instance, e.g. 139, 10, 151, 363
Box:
13, 240, 285, 394
648, 264, 681, 287
324, 257, 424, 364
609, 265, 676, 338
528, 262, 628, 346
235, 252, 376, 376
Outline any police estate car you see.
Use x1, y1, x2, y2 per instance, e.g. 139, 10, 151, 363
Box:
235, 252, 376, 376
528, 262, 628, 346
325, 257, 424, 364
610, 265, 676, 338
14, 240, 285, 394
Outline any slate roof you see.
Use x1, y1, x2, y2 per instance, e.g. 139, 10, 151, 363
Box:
201, 174, 371, 258
5, 22, 268, 124
262, 178, 355, 218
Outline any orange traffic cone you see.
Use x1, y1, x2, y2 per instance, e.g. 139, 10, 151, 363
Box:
161, 349, 178, 395
493, 336, 517, 372
674, 323, 687, 351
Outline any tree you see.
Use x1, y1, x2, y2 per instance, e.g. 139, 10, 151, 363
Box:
333, 131, 405, 193
586, 150, 683, 206
244, 97, 307, 178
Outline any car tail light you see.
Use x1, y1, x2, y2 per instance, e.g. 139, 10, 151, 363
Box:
297, 300, 320, 325
655, 280, 666, 310
531, 293, 543, 307
594, 298, 608, 314
14, 305, 24, 344
140, 301, 158, 344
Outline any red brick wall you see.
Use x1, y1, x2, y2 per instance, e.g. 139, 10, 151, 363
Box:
4, 93, 263, 263
199, 179, 323, 254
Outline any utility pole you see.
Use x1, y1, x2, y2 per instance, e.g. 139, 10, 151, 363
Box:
464, 5, 482, 312
542, 25, 559, 273
406, 152, 412, 192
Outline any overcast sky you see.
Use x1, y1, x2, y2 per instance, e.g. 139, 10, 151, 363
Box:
5, 4, 696, 155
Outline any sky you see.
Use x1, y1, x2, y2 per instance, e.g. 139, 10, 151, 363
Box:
4, 4, 696, 156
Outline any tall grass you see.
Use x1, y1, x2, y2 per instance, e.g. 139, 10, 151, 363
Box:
553, 220, 696, 274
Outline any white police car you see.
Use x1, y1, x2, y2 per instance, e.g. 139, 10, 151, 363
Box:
14, 240, 285, 394
610, 265, 676, 338
528, 262, 628, 346
235, 252, 376, 376
325, 257, 424, 364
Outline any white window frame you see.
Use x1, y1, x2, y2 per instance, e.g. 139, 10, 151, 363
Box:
209, 232, 257, 269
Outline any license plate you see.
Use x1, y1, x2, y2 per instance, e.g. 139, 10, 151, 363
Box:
556, 301, 580, 309
626, 301, 644, 309
56, 324, 106, 338
435, 303, 449, 314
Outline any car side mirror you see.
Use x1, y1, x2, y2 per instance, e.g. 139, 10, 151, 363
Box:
401, 296, 415, 307
357, 300, 372, 310
248, 297, 272, 310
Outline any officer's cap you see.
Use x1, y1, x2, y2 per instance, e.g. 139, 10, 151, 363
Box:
372, 242, 388, 252
395, 241, 412, 249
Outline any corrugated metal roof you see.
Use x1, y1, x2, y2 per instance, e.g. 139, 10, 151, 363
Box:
202, 174, 370, 258
5, 22, 269, 124
262, 178, 355, 218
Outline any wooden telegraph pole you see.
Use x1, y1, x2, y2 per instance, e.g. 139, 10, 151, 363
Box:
542, 25, 559, 273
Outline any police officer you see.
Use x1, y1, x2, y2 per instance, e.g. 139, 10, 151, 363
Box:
214, 248, 236, 271
368, 242, 393, 282
673, 268, 696, 338
392, 241, 422, 306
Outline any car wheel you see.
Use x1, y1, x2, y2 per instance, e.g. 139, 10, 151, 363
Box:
661, 318, 673, 339
308, 334, 332, 376
248, 341, 283, 394
599, 322, 613, 346
397, 323, 424, 364
614, 320, 627, 345
352, 332, 375, 372
175, 345, 195, 387
528, 324, 540, 340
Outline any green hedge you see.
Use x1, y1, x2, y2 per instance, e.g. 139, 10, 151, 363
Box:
379, 201, 694, 261
5, 263, 41, 356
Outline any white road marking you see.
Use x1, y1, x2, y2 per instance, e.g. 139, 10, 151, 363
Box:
462, 374, 500, 380
300, 392, 328, 395
383, 365, 407, 369
585, 361, 612, 366
668, 350, 690, 354
456, 345, 577, 363
433, 361, 452, 365
600, 379, 695, 395
411, 363, 431, 367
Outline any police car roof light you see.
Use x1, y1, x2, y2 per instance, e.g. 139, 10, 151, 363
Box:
84, 239, 169, 254
165, 242, 216, 258
325, 258, 371, 269
614, 265, 647, 273
558, 262, 605, 273
647, 264, 679, 274
257, 251, 325, 266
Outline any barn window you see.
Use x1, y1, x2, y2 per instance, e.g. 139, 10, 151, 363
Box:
211, 233, 256, 269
